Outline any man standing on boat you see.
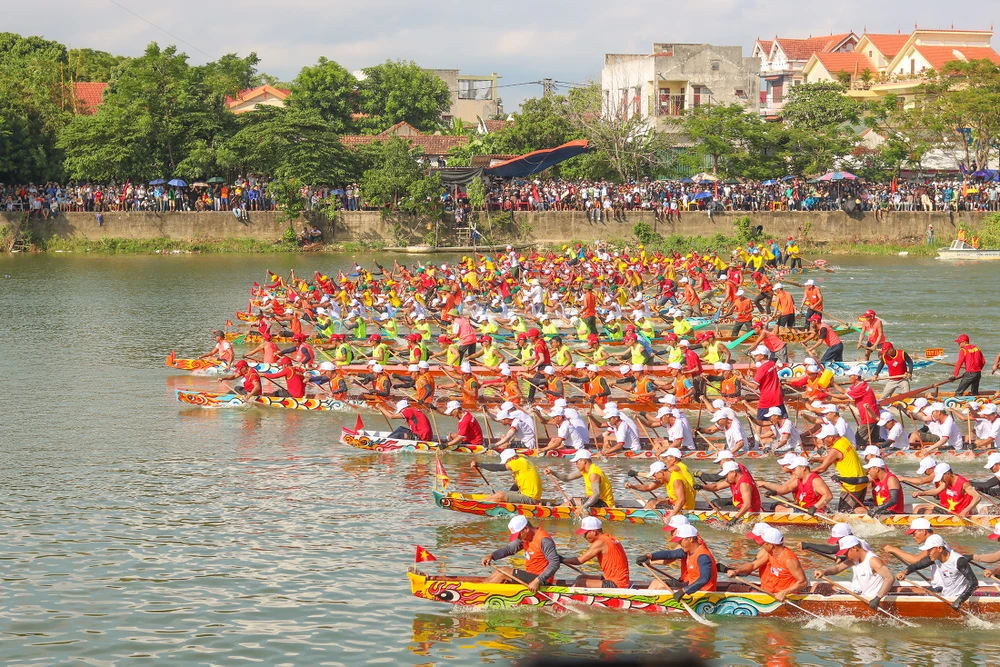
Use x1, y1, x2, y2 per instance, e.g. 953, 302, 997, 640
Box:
561, 516, 632, 589
953, 333, 985, 395
814, 535, 895, 610
481, 515, 561, 593
473, 449, 542, 505
872, 341, 913, 399
804, 314, 844, 364
857, 310, 885, 361
812, 424, 868, 510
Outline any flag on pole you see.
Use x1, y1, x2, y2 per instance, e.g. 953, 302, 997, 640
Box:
435, 455, 450, 490
354, 414, 364, 433
225, 320, 233, 327
415, 545, 437, 563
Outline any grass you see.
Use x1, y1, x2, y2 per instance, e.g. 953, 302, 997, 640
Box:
808, 241, 939, 257
28, 237, 387, 255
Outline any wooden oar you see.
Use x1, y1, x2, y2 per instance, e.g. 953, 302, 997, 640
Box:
695, 430, 724, 454
488, 564, 585, 615
900, 479, 991, 528
817, 575, 917, 627
769, 496, 838, 525
473, 463, 496, 493
892, 569, 992, 624
544, 470, 576, 508
641, 563, 717, 626
877, 378, 956, 407
722, 572, 830, 627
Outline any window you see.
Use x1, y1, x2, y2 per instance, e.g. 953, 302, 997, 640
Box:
458, 79, 493, 100
711, 60, 721, 71
910, 59, 915, 75
734, 88, 746, 98
693, 86, 702, 107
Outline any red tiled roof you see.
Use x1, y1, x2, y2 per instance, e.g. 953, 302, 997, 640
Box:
482, 119, 511, 133
774, 34, 855, 61
755, 40, 774, 57
862, 33, 910, 59
814, 52, 876, 74
913, 45, 1000, 72
340, 123, 469, 156
225, 85, 289, 108
73, 82, 107, 115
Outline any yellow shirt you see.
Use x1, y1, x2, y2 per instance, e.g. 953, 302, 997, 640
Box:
667, 462, 697, 509
508, 457, 542, 501
833, 437, 866, 492
584, 463, 616, 507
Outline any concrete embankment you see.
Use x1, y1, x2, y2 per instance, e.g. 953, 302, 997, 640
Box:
2, 209, 988, 246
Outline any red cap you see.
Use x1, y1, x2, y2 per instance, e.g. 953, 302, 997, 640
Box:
704, 331, 715, 339
826, 535, 841, 545
407, 333, 421, 342
753, 322, 764, 329
662, 524, 677, 532
669, 535, 685, 543
863, 309, 876, 318
624, 334, 637, 342
369, 334, 382, 342
292, 333, 307, 342
234, 360, 249, 371
438, 335, 451, 344
752, 271, 761, 278
527, 328, 541, 338
625, 324, 637, 332
664, 332, 678, 341
881, 341, 893, 351
278, 356, 293, 366
955, 334, 970, 344
587, 333, 599, 345
516, 333, 528, 342
745, 531, 765, 545
479, 335, 492, 343
808, 314, 821, 323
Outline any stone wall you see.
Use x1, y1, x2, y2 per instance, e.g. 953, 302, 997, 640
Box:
3, 208, 989, 246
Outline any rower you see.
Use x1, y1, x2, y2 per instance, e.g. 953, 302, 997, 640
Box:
535, 406, 586, 453
699, 409, 749, 454
374, 312, 399, 340
637, 524, 717, 598
872, 341, 913, 399
360, 363, 392, 400
804, 314, 844, 364
217, 359, 262, 400
472, 449, 542, 505
812, 424, 869, 511
700, 331, 731, 365
857, 309, 884, 361
953, 401, 1000, 449
561, 517, 632, 589
378, 399, 434, 441
772, 284, 796, 335
728, 289, 756, 337
835, 367, 880, 446
200, 330, 235, 367
912, 462, 981, 518
896, 534, 978, 609
760, 456, 832, 514
748, 324, 789, 365
432, 335, 462, 367
799, 522, 870, 560
971, 451, 1000, 499
969, 525, 1000, 578
815, 535, 895, 610
368, 334, 392, 366
713, 363, 742, 402
413, 360, 436, 406
442, 400, 484, 447
545, 449, 615, 513
647, 408, 694, 454
726, 526, 808, 602
491, 403, 538, 450
751, 271, 773, 314
626, 453, 695, 516
310, 361, 348, 398
877, 410, 910, 451
885, 517, 945, 565
438, 361, 480, 403
761, 406, 802, 454
912, 402, 964, 453
572, 364, 611, 408
601, 407, 641, 456
329, 333, 355, 367
952, 333, 985, 396
465, 335, 505, 368
260, 356, 306, 398
862, 458, 904, 516
801, 279, 823, 321
244, 331, 279, 364
819, 403, 856, 446
524, 328, 551, 403
698, 460, 762, 525
282, 332, 315, 367
746, 345, 786, 423
481, 516, 561, 594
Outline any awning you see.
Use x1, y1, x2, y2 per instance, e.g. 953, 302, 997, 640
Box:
485, 140, 589, 178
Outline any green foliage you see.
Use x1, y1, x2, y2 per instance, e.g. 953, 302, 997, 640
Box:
780, 83, 861, 175
357, 60, 451, 133
632, 221, 662, 245
360, 136, 425, 206
287, 56, 357, 133
731, 215, 760, 244
504, 95, 578, 153
466, 177, 485, 209
400, 172, 444, 216
682, 104, 781, 178
67, 48, 128, 82
972, 212, 1000, 249
267, 177, 308, 223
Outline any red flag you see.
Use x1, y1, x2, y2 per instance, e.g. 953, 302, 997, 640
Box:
225, 320, 233, 327
120, 179, 130, 203
354, 414, 364, 433
415, 545, 437, 563
435, 455, 450, 490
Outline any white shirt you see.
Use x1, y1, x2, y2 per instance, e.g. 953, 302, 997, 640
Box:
615, 421, 641, 453
675, 412, 695, 450
667, 420, 686, 447
528, 285, 544, 304
881, 422, 909, 450
851, 551, 886, 598
557, 420, 586, 449
975, 417, 1000, 446
932, 548, 970, 598
772, 418, 802, 452
827, 414, 856, 445
508, 410, 536, 448
564, 408, 591, 446
724, 420, 748, 452
934, 416, 964, 450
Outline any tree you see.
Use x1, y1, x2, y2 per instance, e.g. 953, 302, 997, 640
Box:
682, 104, 765, 176
504, 94, 578, 153
287, 57, 357, 133
66, 48, 129, 82
360, 136, 425, 206
780, 82, 861, 174
357, 60, 450, 133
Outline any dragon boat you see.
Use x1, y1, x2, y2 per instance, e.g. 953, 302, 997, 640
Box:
407, 569, 1000, 618
175, 389, 368, 412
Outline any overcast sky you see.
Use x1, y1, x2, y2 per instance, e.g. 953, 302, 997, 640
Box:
11, 0, 998, 110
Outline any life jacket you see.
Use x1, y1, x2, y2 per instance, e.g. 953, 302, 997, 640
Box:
941, 474, 973, 513
666, 462, 696, 509
795, 472, 823, 509
873, 472, 904, 513
482, 345, 502, 367
882, 349, 907, 378
730, 471, 762, 511
760, 547, 801, 595
463, 374, 480, 400
334, 343, 354, 366
522, 527, 556, 582
596, 533, 631, 588
681, 542, 718, 592
415, 374, 435, 403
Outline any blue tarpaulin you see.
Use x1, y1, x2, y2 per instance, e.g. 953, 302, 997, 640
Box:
485, 140, 589, 178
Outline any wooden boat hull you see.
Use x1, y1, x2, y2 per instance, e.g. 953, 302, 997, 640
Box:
432, 490, 999, 529
175, 389, 366, 412
407, 569, 1000, 618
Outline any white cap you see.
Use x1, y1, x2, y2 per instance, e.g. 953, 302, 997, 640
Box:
907, 517, 932, 533
549, 406, 565, 417
791, 456, 810, 469
932, 462, 952, 483
371, 364, 384, 373
777, 452, 798, 468
543, 365, 556, 375
773, 283, 783, 290
830, 523, 853, 539
679, 339, 690, 347
920, 534, 946, 551
713, 450, 735, 463
575, 361, 587, 369
765, 407, 783, 418
720, 461, 740, 475
862, 445, 881, 457
672, 525, 699, 540
668, 362, 683, 370
631, 363, 645, 372
912, 397, 929, 410
444, 400, 462, 415
508, 515, 529, 535
804, 279, 815, 286
379, 312, 389, 320
736, 289, 745, 296
822, 404, 839, 414
604, 408, 620, 419
877, 411, 894, 426
710, 410, 728, 423
810, 400, 826, 409
985, 452, 1000, 469
587, 364, 599, 372
604, 403, 618, 411
761, 526, 784, 545
577, 516, 602, 533
501, 401, 515, 412
619, 364, 632, 375
460, 361, 472, 373
845, 367, 863, 377
415, 313, 426, 321
982, 403, 999, 416
817, 424, 838, 439
656, 406, 672, 419
837, 535, 861, 553
751, 345, 769, 357
917, 456, 938, 474
407, 364, 420, 372
319, 361, 336, 371
418, 360, 430, 369
554, 398, 568, 408
863, 457, 886, 469
711, 399, 726, 409
500, 367, 512, 376
571, 449, 592, 462
803, 357, 818, 366
931, 402, 947, 413
394, 399, 409, 413
663, 447, 683, 460
665, 515, 691, 530
806, 364, 820, 373
541, 314, 551, 321
500, 449, 517, 463
660, 395, 678, 405
647, 461, 667, 477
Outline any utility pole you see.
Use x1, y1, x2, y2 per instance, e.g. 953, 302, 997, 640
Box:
542, 78, 554, 98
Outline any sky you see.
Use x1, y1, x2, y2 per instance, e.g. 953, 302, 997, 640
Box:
10, 0, 999, 110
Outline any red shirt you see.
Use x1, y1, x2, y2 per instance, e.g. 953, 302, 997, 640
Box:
457, 411, 484, 445
955, 344, 985, 374
581, 291, 597, 318
753, 360, 783, 409
400, 407, 433, 441
847, 380, 879, 424
683, 348, 703, 375
533, 339, 551, 366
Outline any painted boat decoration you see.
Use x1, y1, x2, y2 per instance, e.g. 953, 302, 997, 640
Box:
408, 569, 1000, 618
432, 490, 999, 529
175, 389, 367, 412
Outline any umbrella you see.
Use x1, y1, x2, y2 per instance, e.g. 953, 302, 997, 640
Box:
149, 179, 166, 185
781, 175, 797, 181
191, 182, 209, 188
680, 177, 694, 184
693, 192, 713, 200
762, 179, 778, 186
168, 179, 187, 187
207, 176, 225, 184
817, 171, 858, 181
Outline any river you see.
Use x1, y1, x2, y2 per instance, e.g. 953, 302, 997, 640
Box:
1, 252, 999, 665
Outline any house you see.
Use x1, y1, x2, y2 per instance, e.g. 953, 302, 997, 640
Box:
226, 85, 289, 114
752, 33, 859, 117
339, 121, 469, 167
428, 70, 502, 125
73, 81, 107, 115
802, 27, 1000, 104
601, 43, 760, 131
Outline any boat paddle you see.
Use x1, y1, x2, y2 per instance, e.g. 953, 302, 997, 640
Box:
877, 378, 957, 407
816, 575, 917, 627
767, 496, 839, 526
641, 563, 717, 627
886, 552, 992, 624
901, 480, 992, 529
471, 462, 496, 493
543, 470, 576, 509
718, 568, 830, 627
488, 564, 586, 615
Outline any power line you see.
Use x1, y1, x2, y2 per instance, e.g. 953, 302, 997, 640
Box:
106, 0, 212, 59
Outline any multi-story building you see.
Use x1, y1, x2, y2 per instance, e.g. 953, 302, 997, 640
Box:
600, 43, 760, 130
752, 33, 859, 117
428, 70, 501, 125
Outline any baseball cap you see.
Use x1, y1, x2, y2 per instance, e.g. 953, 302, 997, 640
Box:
461, 361, 473, 373
619, 364, 632, 375
817, 425, 838, 439
751, 345, 770, 356
500, 401, 515, 412
821, 404, 839, 414
496, 410, 511, 421
407, 364, 420, 372
846, 366, 863, 377
791, 456, 810, 469
877, 411, 894, 426
765, 407, 783, 417
760, 526, 784, 545
670, 525, 699, 542
827, 522, 853, 544
663, 515, 692, 532
863, 457, 886, 469
920, 534, 946, 551
394, 399, 409, 413
862, 445, 881, 458
587, 364, 599, 372
836, 535, 861, 556
912, 397, 929, 410
720, 461, 740, 475
917, 456, 937, 474
576, 516, 602, 534
508, 515, 529, 539
746, 523, 769, 544
774, 283, 783, 290
777, 452, 798, 468
989, 525, 1000, 541
906, 517, 932, 534
656, 406, 672, 419
804, 279, 815, 286
711, 410, 729, 423
713, 450, 735, 463
571, 450, 592, 462
549, 406, 565, 418
955, 334, 970, 343
985, 452, 1000, 469
932, 462, 952, 483
371, 364, 384, 373
500, 449, 517, 463
663, 447, 683, 460
646, 461, 667, 477
981, 403, 998, 416
444, 400, 461, 415
659, 395, 677, 405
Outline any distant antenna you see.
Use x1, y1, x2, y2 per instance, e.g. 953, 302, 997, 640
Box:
542, 78, 554, 97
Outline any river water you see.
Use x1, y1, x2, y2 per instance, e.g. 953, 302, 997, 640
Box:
1, 252, 999, 666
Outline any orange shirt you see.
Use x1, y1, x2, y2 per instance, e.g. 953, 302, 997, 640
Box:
596, 533, 631, 588
759, 546, 801, 594
776, 291, 795, 316
682, 542, 718, 591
